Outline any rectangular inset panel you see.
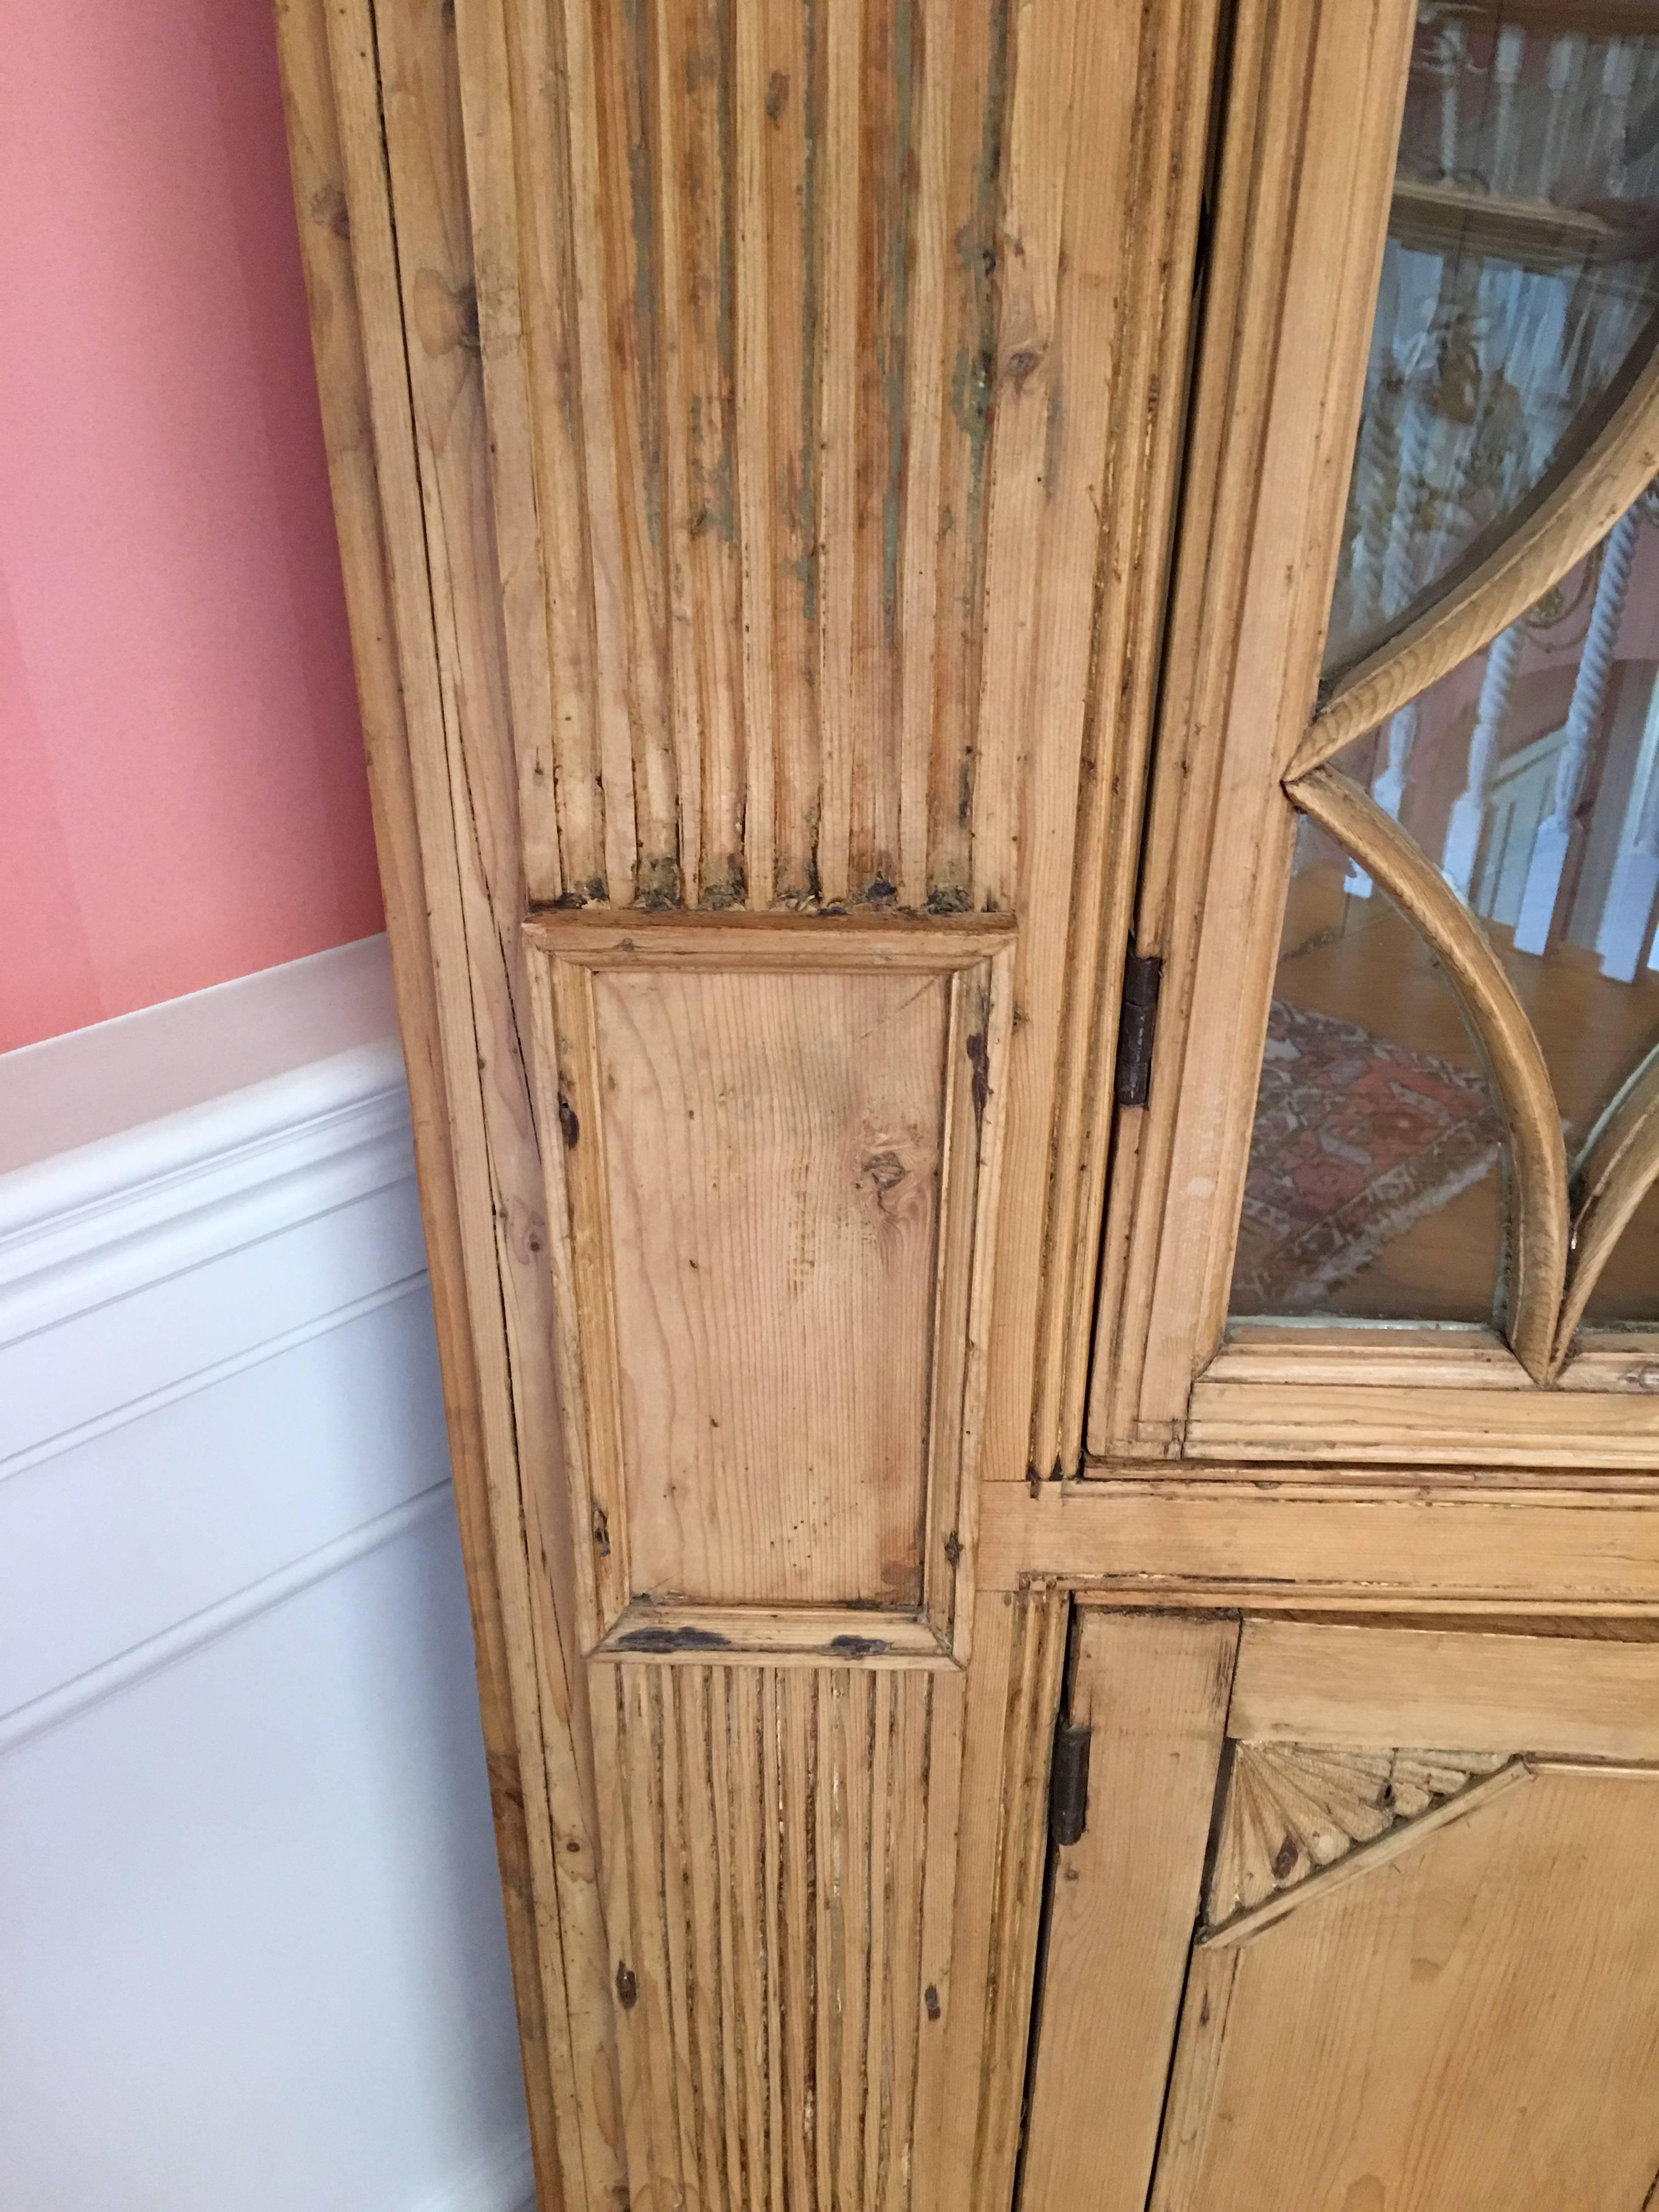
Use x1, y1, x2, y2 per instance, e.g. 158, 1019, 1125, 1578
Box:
526, 913, 1014, 1650
1147, 1621, 1659, 2212
596, 965, 946, 1608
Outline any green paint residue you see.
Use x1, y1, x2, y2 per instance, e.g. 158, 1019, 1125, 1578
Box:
797, 0, 822, 628
951, 0, 1011, 596
882, 0, 918, 650
713, 0, 737, 546
624, 0, 664, 554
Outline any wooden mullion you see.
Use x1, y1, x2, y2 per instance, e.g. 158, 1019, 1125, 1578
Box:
1088, 0, 1419, 1455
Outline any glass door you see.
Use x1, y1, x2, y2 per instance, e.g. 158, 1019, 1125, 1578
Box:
1092, 0, 1659, 1468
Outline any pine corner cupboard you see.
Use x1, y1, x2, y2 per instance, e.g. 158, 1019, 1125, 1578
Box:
276, 1, 1659, 2205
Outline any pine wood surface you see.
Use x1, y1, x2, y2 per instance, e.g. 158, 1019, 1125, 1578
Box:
1229, 1617, 1659, 1760
1293, 765, 1568, 1378
1184, 1375, 1659, 1466
935, 1584, 1069, 2212
278, 2, 1217, 2194
596, 962, 947, 1608
1019, 1612, 1237, 2212
277, 0, 1659, 2202
274, 5, 611, 2201
1027, 1617, 1659, 2211
450, 0, 1123, 925
1200, 1756, 1525, 1948
1152, 1767, 1659, 2210
983, 1480, 1659, 1609
1091, 0, 1418, 1456
591, 1658, 949, 2212
526, 916, 1013, 1652
447, 0, 1224, 1502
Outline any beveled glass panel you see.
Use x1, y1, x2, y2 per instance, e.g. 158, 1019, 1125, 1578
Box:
1326, 1, 1659, 674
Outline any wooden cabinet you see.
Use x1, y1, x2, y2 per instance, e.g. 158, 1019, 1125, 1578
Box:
275, 0, 1659, 2204
1026, 1611, 1659, 2211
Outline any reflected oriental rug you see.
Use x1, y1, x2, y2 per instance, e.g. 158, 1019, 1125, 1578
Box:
1232, 996, 1502, 1312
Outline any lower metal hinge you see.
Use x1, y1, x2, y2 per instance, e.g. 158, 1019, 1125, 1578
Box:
1114, 949, 1163, 1108
1048, 1719, 1093, 1849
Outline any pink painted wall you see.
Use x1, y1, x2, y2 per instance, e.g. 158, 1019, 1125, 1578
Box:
0, 1, 382, 1054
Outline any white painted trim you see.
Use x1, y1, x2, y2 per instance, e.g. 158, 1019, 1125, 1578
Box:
0, 941, 531, 2212
0, 1271, 428, 1484
0, 934, 401, 1175
0, 1481, 452, 1754
413, 2132, 537, 2212
0, 936, 429, 1474
0, 1036, 413, 1330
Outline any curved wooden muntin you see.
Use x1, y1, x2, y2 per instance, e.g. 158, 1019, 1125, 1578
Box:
1289, 336, 1659, 778
1287, 764, 1570, 1381
1554, 1044, 1659, 1375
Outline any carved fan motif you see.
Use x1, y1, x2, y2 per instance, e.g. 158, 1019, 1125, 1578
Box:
1205, 1741, 1510, 1929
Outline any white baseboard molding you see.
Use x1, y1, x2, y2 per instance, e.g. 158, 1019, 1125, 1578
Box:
414, 2131, 537, 2212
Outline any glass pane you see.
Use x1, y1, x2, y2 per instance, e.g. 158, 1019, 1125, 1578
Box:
1326, 1, 1659, 673
1330, 508, 1659, 1135
1583, 1168, 1659, 1321
1233, 482, 1659, 1323
1232, 827, 1504, 1322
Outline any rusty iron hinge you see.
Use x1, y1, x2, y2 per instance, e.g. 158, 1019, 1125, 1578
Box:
1114, 950, 1163, 1108
1048, 1719, 1093, 1849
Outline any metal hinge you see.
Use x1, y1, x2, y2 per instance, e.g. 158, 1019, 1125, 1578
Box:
1048, 1719, 1093, 1849
1113, 949, 1163, 1108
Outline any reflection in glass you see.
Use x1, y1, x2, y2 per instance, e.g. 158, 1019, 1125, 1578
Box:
1232, 846, 1504, 1322
1326, 1, 1659, 673
1234, 484, 1659, 1323
1332, 494, 1659, 1131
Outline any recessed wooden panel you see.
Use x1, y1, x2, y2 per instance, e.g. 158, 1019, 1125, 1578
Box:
527, 913, 1013, 1647
1230, 1618, 1659, 1762
1153, 1768, 1659, 2211
597, 963, 946, 1608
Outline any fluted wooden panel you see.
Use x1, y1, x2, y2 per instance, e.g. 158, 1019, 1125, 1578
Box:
458, 0, 1073, 916
598, 1661, 942, 2211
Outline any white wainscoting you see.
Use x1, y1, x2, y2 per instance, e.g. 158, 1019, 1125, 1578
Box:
0, 939, 535, 2212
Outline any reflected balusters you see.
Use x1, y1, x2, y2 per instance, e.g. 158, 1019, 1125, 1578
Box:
1436, 16, 1467, 180
1515, 503, 1644, 954
1346, 367, 1434, 897
1630, 46, 1659, 172
1596, 524, 1659, 985
1488, 24, 1528, 196
1595, 40, 1639, 195
1443, 622, 1525, 902
1596, 744, 1659, 982
1344, 360, 1406, 645
1541, 33, 1590, 194
1346, 703, 1420, 901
